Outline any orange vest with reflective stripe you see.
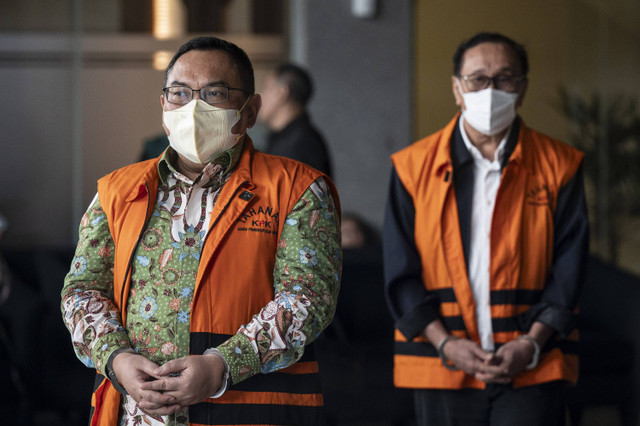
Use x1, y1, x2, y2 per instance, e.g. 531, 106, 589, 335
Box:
90, 140, 339, 426
391, 115, 583, 390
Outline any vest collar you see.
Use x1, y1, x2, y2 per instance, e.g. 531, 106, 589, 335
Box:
229, 136, 255, 190
435, 113, 532, 176
125, 160, 161, 202
122, 136, 258, 204
505, 118, 535, 174
433, 113, 461, 178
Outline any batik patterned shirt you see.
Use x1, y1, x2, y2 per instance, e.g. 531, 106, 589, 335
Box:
61, 145, 341, 426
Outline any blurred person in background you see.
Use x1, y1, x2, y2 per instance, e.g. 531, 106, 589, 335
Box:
0, 212, 31, 424
340, 212, 381, 251
0, 212, 10, 305
317, 211, 415, 425
258, 63, 333, 179
139, 133, 169, 161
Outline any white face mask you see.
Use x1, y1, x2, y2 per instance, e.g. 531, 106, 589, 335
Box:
457, 80, 518, 136
163, 98, 248, 164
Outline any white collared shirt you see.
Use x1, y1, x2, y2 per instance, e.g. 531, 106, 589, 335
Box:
458, 118, 510, 351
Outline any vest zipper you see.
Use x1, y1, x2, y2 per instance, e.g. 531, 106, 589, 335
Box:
191, 180, 249, 351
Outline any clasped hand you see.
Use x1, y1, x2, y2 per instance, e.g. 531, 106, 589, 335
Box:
112, 352, 225, 417
442, 337, 535, 383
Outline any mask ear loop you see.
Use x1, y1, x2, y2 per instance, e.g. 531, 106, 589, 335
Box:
455, 78, 468, 114
236, 94, 252, 116
232, 94, 253, 140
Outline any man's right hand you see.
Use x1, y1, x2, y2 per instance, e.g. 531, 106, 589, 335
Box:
425, 320, 508, 380
441, 337, 507, 379
112, 352, 182, 413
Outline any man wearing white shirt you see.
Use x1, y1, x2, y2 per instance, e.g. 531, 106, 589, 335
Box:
383, 32, 588, 425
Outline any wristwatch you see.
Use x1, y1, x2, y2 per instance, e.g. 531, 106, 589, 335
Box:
437, 335, 460, 371
106, 348, 136, 395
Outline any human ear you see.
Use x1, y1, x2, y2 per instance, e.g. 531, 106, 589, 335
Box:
452, 76, 465, 109
516, 78, 528, 108
232, 94, 262, 134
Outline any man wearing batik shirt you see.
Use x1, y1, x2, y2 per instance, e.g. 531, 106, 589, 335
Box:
61, 36, 341, 426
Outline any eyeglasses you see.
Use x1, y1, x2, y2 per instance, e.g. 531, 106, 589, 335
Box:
459, 74, 526, 92
162, 85, 249, 106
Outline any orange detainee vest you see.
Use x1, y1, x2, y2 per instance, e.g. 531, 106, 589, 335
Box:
89, 140, 339, 426
391, 115, 583, 390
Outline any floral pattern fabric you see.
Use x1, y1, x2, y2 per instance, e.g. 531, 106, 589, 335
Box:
61, 150, 341, 426
217, 180, 341, 382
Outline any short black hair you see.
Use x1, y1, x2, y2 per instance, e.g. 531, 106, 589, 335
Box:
164, 36, 255, 94
274, 63, 313, 107
453, 32, 529, 77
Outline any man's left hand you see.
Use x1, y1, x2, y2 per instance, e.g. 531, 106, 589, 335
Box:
137, 354, 225, 415
474, 338, 535, 383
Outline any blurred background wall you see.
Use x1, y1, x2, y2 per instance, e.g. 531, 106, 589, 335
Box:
1, 0, 638, 274
0, 1, 639, 425
0, 0, 638, 274
0, 0, 287, 250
